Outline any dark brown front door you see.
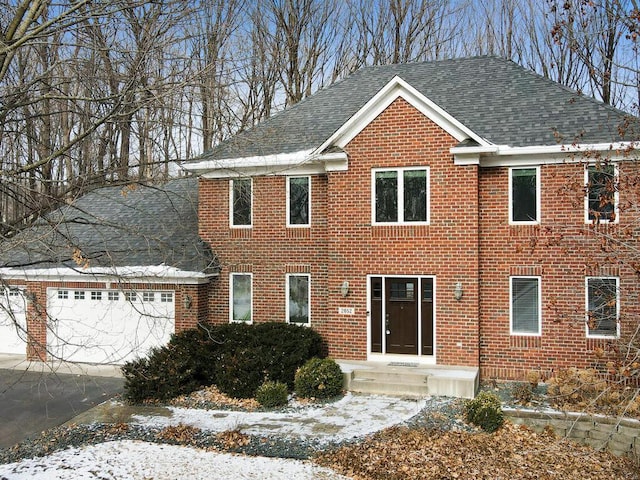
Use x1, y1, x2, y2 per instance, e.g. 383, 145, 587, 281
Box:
385, 278, 418, 354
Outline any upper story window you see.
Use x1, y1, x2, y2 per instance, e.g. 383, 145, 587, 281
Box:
510, 276, 541, 336
585, 163, 618, 223
510, 167, 539, 224
230, 273, 252, 323
230, 178, 252, 227
372, 167, 429, 225
287, 176, 310, 227
586, 277, 619, 338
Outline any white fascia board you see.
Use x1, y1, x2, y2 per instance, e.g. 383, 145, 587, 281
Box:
312, 76, 489, 155
454, 141, 637, 167
184, 149, 315, 177
0, 265, 216, 285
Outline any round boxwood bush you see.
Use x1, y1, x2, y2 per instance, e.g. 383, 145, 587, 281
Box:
465, 391, 505, 433
294, 357, 344, 399
255, 381, 289, 408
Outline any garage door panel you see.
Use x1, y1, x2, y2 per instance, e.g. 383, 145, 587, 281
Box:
47, 288, 175, 364
0, 288, 27, 355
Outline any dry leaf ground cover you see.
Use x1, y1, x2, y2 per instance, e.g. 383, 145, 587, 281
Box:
315, 422, 639, 480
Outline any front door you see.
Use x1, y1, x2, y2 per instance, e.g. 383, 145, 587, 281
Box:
370, 276, 434, 356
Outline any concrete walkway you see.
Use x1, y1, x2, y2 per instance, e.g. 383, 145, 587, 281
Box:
0, 354, 122, 378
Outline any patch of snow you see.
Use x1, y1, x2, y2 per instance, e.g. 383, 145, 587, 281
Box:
132, 392, 426, 444
0, 440, 349, 480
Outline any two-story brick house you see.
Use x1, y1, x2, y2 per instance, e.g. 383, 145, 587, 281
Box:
184, 56, 638, 382
1, 56, 637, 388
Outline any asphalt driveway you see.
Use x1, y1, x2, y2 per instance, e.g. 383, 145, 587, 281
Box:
0, 368, 123, 448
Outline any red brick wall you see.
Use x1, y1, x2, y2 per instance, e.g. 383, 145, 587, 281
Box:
479, 162, 640, 380
199, 97, 481, 367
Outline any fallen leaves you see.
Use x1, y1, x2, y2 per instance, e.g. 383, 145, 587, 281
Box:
315, 422, 639, 480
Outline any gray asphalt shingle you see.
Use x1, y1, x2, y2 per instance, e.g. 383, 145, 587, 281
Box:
191, 56, 634, 163
0, 178, 215, 273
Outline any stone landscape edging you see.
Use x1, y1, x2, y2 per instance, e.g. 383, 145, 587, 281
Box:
504, 407, 640, 458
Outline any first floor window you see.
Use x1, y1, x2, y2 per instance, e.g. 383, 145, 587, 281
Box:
142, 292, 155, 302
74, 291, 85, 300
586, 164, 617, 223
586, 277, 619, 337
510, 167, 539, 223
373, 168, 429, 224
108, 291, 119, 301
287, 274, 310, 325
510, 276, 541, 335
90, 291, 102, 301
230, 273, 252, 322
57, 290, 69, 300
231, 178, 252, 227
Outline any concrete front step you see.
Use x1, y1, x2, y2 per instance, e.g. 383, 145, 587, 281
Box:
338, 361, 479, 399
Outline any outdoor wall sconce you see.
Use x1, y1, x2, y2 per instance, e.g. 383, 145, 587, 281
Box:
183, 294, 192, 310
454, 282, 463, 301
340, 281, 350, 297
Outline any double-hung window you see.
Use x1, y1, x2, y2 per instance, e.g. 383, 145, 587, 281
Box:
372, 167, 429, 224
585, 164, 617, 223
230, 273, 252, 323
510, 276, 541, 335
287, 176, 310, 227
287, 274, 310, 325
586, 277, 619, 337
510, 167, 539, 224
230, 178, 252, 227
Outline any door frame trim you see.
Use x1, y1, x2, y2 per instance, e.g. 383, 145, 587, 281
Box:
366, 274, 436, 365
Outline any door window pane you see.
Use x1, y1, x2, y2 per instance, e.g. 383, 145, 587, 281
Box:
511, 277, 540, 335
232, 178, 252, 226
587, 277, 618, 336
404, 170, 427, 222
231, 274, 252, 322
288, 177, 310, 226
375, 171, 398, 222
288, 275, 309, 325
511, 168, 538, 222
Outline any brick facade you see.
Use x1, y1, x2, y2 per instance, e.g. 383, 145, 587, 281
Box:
198, 97, 639, 381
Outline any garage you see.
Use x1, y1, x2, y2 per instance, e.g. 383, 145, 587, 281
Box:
46, 288, 175, 364
0, 287, 27, 355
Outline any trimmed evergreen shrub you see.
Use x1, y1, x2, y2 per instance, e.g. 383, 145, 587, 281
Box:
122, 321, 326, 403
255, 381, 289, 408
294, 357, 344, 399
465, 391, 505, 433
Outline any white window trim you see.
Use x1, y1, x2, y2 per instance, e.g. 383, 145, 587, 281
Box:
585, 276, 620, 338
229, 273, 253, 323
286, 176, 311, 228
371, 167, 430, 226
509, 276, 542, 336
286, 273, 311, 326
509, 166, 540, 225
584, 163, 619, 224
229, 178, 253, 228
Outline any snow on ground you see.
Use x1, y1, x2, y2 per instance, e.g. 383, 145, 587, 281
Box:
0, 440, 350, 480
132, 392, 427, 444
0, 393, 426, 479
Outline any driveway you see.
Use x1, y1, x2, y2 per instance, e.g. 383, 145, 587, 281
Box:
0, 367, 123, 448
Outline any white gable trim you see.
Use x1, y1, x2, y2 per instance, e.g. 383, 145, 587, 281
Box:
312, 76, 489, 155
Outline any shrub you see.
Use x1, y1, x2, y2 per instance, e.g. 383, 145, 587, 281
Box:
294, 357, 344, 399
465, 391, 504, 433
122, 326, 218, 403
511, 382, 533, 405
255, 381, 289, 408
123, 322, 326, 403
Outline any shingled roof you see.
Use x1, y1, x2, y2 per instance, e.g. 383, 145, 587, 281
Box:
191, 56, 634, 163
0, 178, 216, 274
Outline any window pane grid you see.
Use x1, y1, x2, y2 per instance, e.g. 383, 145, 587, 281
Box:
374, 168, 428, 224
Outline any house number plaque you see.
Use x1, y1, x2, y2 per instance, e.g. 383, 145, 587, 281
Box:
338, 307, 355, 315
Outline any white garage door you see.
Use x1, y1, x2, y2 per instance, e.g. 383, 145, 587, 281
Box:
47, 288, 175, 364
0, 287, 27, 355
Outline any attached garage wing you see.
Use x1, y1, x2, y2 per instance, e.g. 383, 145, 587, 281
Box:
46, 288, 175, 364
0, 287, 27, 355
